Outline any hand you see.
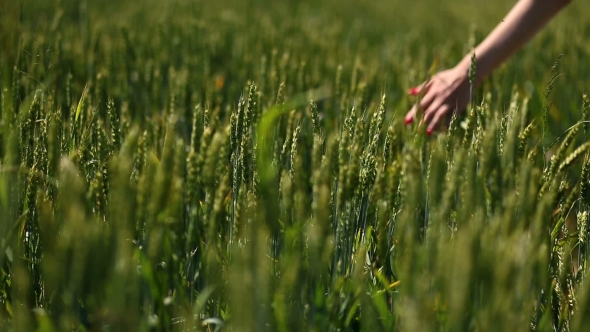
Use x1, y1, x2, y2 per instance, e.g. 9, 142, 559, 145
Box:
404, 65, 471, 135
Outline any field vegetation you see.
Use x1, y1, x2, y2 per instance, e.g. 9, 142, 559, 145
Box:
1, 0, 590, 331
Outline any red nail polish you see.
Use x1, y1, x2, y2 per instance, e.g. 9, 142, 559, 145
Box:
408, 87, 419, 96
426, 128, 433, 136
404, 117, 413, 125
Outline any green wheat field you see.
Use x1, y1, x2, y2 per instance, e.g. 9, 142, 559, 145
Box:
1, 0, 590, 331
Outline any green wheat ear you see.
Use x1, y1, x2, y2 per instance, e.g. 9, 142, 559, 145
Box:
257, 86, 331, 163
75, 83, 89, 123
542, 54, 563, 158
583, 94, 589, 141
469, 50, 477, 106
69, 83, 89, 152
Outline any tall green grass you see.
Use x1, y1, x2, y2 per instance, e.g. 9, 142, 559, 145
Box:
1, 0, 589, 331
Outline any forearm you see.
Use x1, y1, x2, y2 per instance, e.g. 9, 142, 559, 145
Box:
457, 0, 572, 84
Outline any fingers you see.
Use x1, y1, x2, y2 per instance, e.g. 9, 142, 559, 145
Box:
405, 105, 416, 125
405, 83, 423, 124
423, 98, 444, 124
426, 105, 451, 135
405, 96, 434, 125
405, 86, 435, 125
419, 93, 436, 111
405, 68, 470, 135
407, 81, 430, 96
408, 87, 420, 96
406, 93, 452, 136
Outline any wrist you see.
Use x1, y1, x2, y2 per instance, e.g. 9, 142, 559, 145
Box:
457, 54, 487, 87
453, 59, 475, 87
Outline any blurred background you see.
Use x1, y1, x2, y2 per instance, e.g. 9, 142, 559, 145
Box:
1, 0, 588, 130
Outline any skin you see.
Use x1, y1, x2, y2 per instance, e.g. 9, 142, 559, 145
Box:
405, 0, 575, 135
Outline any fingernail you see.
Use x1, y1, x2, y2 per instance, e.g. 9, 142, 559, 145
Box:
426, 128, 433, 136
404, 116, 413, 125
408, 87, 419, 96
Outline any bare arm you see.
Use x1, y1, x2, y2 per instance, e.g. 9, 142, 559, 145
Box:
405, 0, 574, 134
459, 0, 573, 85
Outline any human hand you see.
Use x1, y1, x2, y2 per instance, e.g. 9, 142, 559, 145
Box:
404, 65, 471, 135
